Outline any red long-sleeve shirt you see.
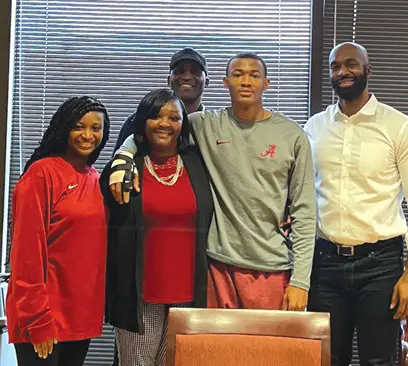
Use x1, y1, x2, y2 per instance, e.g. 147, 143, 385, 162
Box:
6, 157, 107, 344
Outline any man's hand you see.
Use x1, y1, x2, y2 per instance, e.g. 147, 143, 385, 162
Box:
280, 215, 292, 237
109, 154, 140, 204
391, 272, 408, 319
282, 285, 308, 311
109, 176, 139, 204
33, 338, 58, 359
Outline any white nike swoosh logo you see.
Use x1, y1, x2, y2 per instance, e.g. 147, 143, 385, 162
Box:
68, 184, 78, 190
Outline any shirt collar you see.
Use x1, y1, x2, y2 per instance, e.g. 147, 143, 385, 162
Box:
332, 94, 378, 122
358, 94, 378, 116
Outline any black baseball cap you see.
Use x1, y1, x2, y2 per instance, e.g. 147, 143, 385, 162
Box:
169, 47, 208, 75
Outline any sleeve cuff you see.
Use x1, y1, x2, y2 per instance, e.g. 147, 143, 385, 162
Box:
113, 150, 133, 160
28, 319, 58, 344
289, 278, 310, 291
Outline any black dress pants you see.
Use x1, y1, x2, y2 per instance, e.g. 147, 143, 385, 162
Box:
308, 237, 404, 366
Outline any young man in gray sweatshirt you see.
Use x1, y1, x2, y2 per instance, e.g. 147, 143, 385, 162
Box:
110, 53, 316, 311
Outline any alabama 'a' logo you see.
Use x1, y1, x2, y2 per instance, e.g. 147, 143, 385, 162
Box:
260, 144, 277, 158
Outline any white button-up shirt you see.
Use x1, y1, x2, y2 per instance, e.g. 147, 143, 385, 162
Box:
304, 94, 408, 245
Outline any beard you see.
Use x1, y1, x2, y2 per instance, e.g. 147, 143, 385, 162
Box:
331, 67, 368, 101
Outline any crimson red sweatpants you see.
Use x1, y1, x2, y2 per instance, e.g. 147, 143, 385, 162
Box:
207, 257, 290, 309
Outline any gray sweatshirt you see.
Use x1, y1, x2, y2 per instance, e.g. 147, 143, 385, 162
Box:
118, 108, 316, 290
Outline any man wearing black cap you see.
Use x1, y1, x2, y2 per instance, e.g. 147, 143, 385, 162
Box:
112, 47, 209, 153
168, 47, 209, 114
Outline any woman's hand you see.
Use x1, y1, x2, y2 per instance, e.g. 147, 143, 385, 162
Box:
33, 338, 58, 359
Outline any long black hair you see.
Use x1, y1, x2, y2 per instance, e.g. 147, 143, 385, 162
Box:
23, 96, 110, 174
132, 89, 190, 155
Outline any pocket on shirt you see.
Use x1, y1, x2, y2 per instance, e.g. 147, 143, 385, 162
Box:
358, 142, 390, 177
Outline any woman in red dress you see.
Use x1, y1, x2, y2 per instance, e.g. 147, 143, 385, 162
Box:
100, 89, 213, 366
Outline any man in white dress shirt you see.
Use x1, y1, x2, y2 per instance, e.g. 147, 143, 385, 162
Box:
304, 42, 408, 366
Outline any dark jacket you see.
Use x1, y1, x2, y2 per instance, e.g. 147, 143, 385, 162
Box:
100, 148, 214, 334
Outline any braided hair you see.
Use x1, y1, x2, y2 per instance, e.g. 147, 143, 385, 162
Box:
23, 96, 110, 174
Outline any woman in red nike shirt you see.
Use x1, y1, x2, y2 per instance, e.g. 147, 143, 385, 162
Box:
6, 96, 110, 366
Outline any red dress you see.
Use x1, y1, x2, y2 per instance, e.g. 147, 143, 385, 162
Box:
6, 157, 107, 344
142, 156, 197, 303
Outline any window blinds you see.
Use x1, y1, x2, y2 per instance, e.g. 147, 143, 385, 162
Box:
6, 1, 312, 363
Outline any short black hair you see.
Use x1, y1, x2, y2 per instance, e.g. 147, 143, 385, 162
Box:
225, 52, 268, 77
133, 89, 190, 155
23, 96, 110, 174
